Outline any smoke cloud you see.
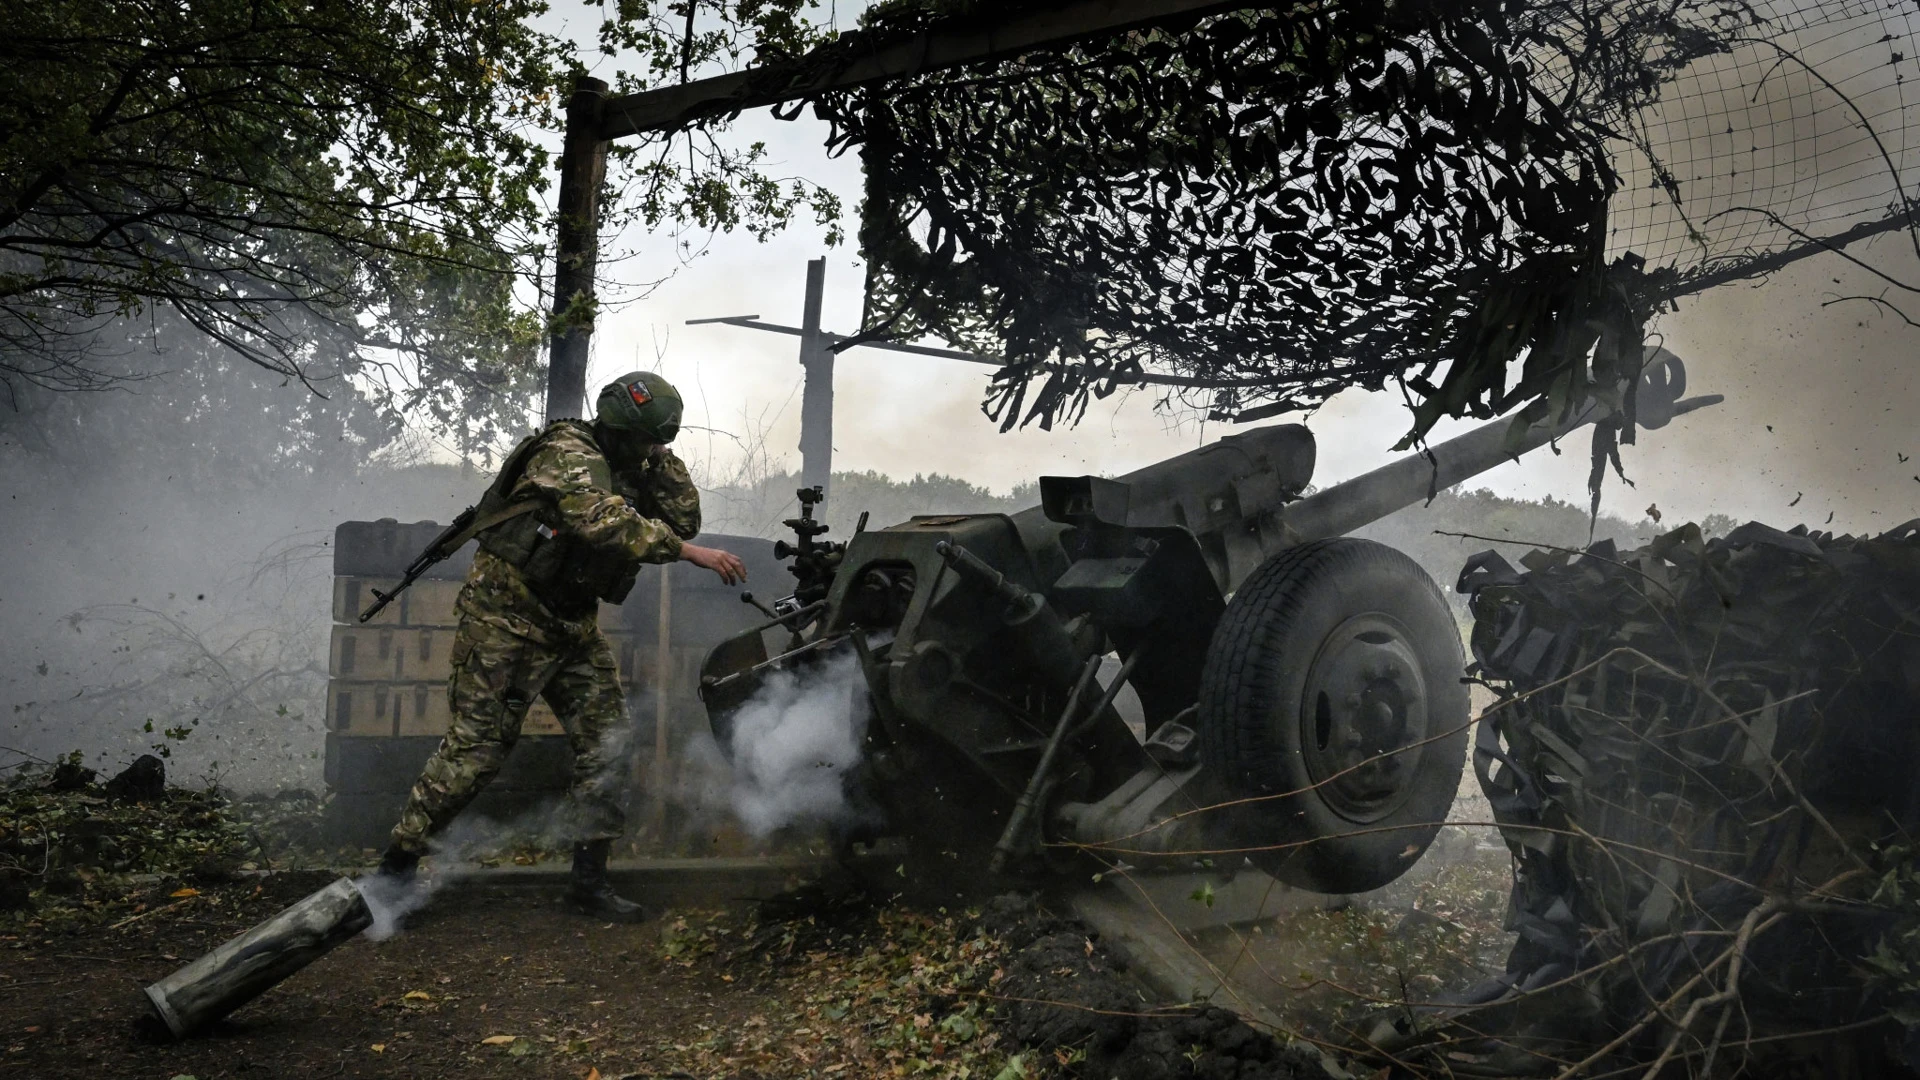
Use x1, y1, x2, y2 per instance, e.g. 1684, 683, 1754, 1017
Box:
351, 766, 638, 940
0, 336, 481, 792
353, 872, 439, 942
349, 819, 504, 942
723, 653, 871, 838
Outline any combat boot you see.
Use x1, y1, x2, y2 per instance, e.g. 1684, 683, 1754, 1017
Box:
566, 839, 646, 923
376, 844, 421, 886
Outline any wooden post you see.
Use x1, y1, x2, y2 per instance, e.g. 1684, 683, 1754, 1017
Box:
544, 76, 611, 423
650, 567, 673, 835
797, 257, 833, 500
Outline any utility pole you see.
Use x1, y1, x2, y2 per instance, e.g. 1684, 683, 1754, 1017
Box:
797, 258, 834, 500
544, 76, 611, 423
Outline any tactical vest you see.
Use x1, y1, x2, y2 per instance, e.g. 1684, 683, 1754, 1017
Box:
474, 423, 641, 610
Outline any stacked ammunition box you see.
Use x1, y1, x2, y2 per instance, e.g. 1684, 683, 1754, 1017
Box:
322, 517, 781, 848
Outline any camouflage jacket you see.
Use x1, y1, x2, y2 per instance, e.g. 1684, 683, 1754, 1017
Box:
463, 419, 701, 642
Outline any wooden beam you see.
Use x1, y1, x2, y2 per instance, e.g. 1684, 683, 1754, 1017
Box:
649, 568, 671, 836
693, 315, 1002, 365
689, 314, 1278, 389
597, 0, 1258, 140
545, 76, 610, 423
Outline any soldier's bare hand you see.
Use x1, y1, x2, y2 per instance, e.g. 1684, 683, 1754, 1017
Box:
681, 543, 747, 585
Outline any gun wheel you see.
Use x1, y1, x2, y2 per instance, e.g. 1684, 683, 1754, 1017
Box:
1197, 538, 1468, 894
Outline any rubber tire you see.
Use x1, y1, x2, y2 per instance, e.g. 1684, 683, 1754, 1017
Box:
1197, 538, 1467, 894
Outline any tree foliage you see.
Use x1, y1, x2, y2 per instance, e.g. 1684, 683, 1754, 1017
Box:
0, 0, 840, 446
0, 311, 401, 489
0, 0, 559, 419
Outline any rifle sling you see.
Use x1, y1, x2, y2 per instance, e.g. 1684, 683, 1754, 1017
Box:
440, 500, 541, 555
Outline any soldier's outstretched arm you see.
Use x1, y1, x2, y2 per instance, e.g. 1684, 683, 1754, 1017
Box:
680, 543, 746, 584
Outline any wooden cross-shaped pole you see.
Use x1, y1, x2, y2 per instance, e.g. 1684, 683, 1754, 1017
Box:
797, 258, 834, 501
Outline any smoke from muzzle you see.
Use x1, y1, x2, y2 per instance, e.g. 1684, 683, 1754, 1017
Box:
723, 653, 871, 838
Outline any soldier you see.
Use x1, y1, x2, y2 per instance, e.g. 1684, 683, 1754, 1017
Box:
375, 372, 746, 921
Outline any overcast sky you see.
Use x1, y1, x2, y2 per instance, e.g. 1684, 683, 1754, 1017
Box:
549, 7, 1920, 535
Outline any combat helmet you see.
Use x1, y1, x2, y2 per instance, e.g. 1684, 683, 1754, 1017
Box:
595, 371, 682, 444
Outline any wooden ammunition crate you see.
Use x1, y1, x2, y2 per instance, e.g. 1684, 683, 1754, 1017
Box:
332, 576, 466, 627
329, 625, 640, 684
328, 625, 455, 681
326, 679, 567, 737
322, 518, 785, 847
334, 576, 627, 629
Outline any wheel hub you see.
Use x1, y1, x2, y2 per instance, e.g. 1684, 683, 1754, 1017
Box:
1299, 614, 1430, 823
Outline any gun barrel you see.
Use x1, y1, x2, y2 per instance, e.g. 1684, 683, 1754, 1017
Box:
358, 587, 397, 623
1010, 362, 1719, 595
1280, 394, 1723, 545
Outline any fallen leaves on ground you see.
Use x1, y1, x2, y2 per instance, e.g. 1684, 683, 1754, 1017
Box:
1186, 839, 1515, 1039
643, 900, 1038, 1080
0, 760, 341, 931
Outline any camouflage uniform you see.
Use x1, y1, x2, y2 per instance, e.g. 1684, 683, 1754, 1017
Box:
389, 419, 700, 855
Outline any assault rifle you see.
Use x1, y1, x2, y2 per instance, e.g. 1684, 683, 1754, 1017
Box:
356, 502, 539, 622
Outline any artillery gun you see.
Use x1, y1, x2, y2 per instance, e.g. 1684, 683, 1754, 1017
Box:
702, 353, 1719, 892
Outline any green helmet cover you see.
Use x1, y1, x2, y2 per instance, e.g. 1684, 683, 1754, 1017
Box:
595, 371, 683, 443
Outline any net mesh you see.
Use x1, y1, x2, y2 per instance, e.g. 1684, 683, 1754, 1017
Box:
803, 0, 1920, 447
1583, 0, 1920, 278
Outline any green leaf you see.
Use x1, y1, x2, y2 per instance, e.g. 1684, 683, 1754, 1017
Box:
992, 1054, 1029, 1080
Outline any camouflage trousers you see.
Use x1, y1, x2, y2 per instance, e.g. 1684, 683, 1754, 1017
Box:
388, 617, 630, 855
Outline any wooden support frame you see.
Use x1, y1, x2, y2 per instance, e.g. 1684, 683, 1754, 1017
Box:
545, 76, 612, 424
595, 0, 1260, 139
546, 2, 1278, 430
649, 568, 672, 834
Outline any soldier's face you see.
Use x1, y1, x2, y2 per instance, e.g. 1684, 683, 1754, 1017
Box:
598, 425, 660, 468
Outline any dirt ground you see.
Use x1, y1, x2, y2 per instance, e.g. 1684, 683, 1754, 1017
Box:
0, 864, 1392, 1080
0, 773, 1517, 1080
0, 870, 1005, 1080
1186, 843, 1515, 1042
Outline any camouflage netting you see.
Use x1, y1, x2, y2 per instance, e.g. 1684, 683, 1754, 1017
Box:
791, 0, 1920, 473
1391, 521, 1920, 1076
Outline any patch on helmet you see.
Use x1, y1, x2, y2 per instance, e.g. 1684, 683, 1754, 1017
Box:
626, 382, 652, 407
